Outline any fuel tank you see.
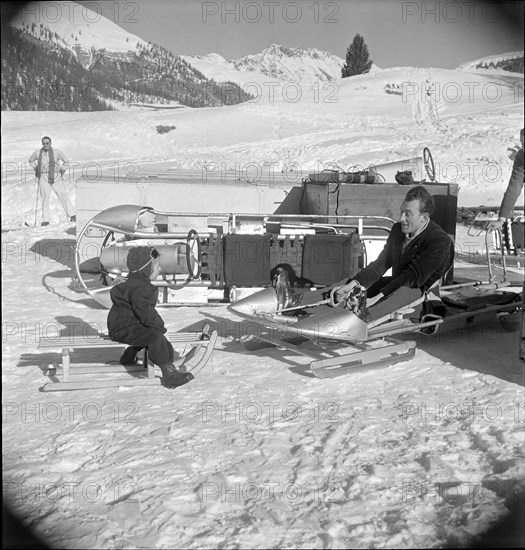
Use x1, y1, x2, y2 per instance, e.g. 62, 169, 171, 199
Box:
99, 241, 191, 275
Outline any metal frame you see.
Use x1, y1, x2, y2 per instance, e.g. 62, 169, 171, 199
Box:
75, 208, 396, 307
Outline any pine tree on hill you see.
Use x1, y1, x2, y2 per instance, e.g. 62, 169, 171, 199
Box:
341, 34, 373, 78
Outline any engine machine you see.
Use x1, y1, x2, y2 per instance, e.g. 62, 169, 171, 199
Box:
74, 148, 459, 309
74, 204, 399, 309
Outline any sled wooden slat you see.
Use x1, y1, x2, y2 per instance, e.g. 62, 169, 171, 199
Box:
38, 324, 218, 392
38, 331, 204, 349
45, 363, 151, 375
44, 379, 163, 391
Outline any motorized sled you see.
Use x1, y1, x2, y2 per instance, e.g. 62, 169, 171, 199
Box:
228, 258, 522, 378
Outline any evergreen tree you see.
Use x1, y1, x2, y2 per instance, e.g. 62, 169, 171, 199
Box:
341, 34, 373, 78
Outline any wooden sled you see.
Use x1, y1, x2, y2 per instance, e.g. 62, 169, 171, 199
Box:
38, 323, 218, 392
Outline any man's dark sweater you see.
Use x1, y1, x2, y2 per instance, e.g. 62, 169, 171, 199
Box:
353, 220, 454, 296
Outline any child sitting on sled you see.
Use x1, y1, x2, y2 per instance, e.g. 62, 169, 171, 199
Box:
107, 246, 193, 389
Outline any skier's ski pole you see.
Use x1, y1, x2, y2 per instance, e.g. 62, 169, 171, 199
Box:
33, 177, 40, 226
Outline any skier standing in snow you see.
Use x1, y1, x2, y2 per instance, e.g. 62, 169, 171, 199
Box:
107, 246, 194, 389
28, 136, 76, 226
487, 127, 525, 363
488, 127, 524, 232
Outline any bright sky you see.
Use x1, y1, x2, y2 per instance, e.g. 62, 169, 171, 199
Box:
81, 0, 524, 68
8, 1, 525, 68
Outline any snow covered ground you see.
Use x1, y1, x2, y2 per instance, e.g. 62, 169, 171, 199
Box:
2, 64, 523, 227
2, 63, 524, 548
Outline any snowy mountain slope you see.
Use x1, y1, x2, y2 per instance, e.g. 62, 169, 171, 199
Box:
10, 4, 341, 90
182, 44, 344, 85
9, 0, 148, 59
458, 50, 524, 70
233, 43, 344, 82
179, 52, 273, 86
3, 4, 251, 110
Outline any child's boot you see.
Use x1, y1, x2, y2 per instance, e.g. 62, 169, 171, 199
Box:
160, 363, 194, 388
119, 346, 141, 366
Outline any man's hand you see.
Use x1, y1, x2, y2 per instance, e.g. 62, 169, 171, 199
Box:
366, 293, 384, 308
331, 280, 360, 305
487, 217, 505, 231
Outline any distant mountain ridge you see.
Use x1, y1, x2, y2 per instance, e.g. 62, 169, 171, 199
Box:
182, 44, 345, 86
233, 44, 344, 81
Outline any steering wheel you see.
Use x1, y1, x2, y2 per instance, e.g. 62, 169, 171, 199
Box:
423, 147, 436, 182
186, 230, 201, 279
329, 287, 343, 307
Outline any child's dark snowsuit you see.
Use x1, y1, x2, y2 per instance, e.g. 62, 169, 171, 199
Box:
107, 246, 193, 388
107, 246, 174, 366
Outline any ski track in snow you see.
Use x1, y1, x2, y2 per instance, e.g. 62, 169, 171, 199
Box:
2, 65, 525, 548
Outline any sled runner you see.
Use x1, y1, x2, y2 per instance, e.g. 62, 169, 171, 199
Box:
38, 323, 218, 391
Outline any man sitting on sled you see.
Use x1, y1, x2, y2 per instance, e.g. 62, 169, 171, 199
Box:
331, 185, 455, 321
